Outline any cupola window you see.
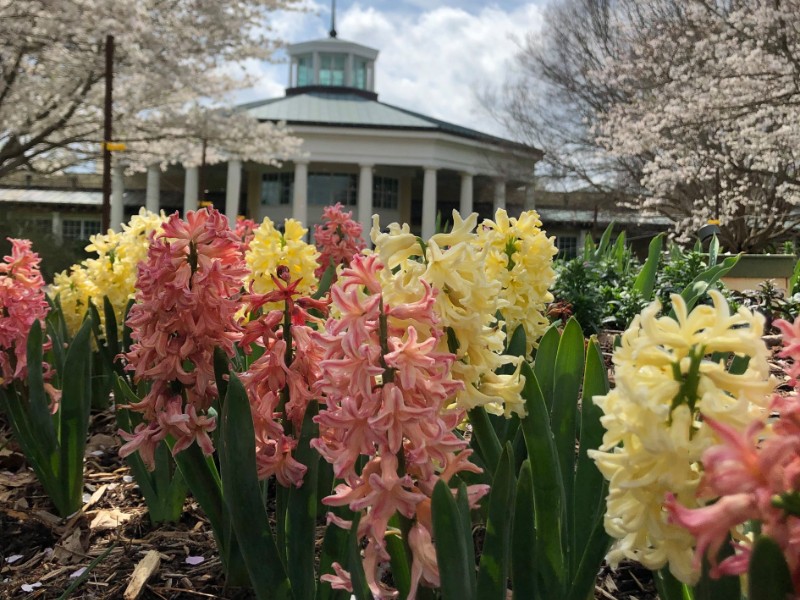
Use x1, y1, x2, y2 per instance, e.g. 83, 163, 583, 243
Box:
320, 54, 346, 86
353, 57, 368, 90
296, 55, 312, 86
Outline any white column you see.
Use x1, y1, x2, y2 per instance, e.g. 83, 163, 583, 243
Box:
225, 160, 242, 226
111, 163, 125, 231
524, 184, 536, 211
493, 179, 507, 212
146, 165, 160, 213
52, 211, 62, 242
422, 167, 437, 240
459, 172, 474, 216
183, 166, 199, 216
358, 163, 374, 242
292, 160, 309, 225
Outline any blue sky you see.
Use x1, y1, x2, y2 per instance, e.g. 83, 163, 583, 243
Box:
235, 1, 546, 137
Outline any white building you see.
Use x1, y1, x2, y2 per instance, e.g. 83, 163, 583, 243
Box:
225, 33, 542, 239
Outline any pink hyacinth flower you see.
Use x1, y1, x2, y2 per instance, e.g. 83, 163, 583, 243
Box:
313, 203, 366, 279
120, 209, 246, 467
0, 239, 56, 407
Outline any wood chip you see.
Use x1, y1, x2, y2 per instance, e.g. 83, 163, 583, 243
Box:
62, 483, 109, 531
89, 507, 132, 530
53, 529, 86, 564
123, 550, 161, 600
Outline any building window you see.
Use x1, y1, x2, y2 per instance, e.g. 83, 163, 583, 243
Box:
296, 55, 312, 86
354, 58, 368, 89
62, 218, 102, 240
555, 235, 578, 260
308, 173, 357, 206
261, 172, 293, 206
319, 54, 346, 86
33, 219, 52, 233
373, 176, 399, 209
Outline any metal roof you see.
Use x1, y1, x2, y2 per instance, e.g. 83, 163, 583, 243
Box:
537, 207, 672, 226
243, 92, 435, 128
239, 91, 535, 152
0, 187, 179, 208
0, 187, 102, 206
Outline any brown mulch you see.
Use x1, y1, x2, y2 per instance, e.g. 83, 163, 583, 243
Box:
0, 411, 255, 599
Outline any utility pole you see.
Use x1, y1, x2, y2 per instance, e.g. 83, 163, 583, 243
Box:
101, 34, 114, 232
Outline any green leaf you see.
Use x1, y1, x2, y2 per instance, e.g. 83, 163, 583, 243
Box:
532, 324, 560, 412
693, 532, 740, 600
213, 347, 230, 405
549, 317, 584, 563
519, 362, 566, 599
455, 481, 478, 597
748, 535, 793, 600
476, 443, 516, 600
729, 354, 750, 375
789, 255, 800, 294
592, 223, 615, 261
611, 231, 626, 266
286, 404, 321, 600
708, 235, 719, 267
432, 479, 475, 600
45, 298, 68, 376
572, 338, 609, 579
313, 262, 337, 300
2, 322, 59, 507
122, 299, 135, 354
565, 513, 609, 600
219, 373, 291, 599
0, 384, 59, 513
468, 406, 502, 476
348, 512, 371, 600
119, 381, 186, 524
654, 568, 692, 600
58, 316, 93, 516
386, 515, 411, 600
633, 234, 664, 301
511, 460, 536, 600
678, 255, 739, 313
171, 442, 225, 547
24, 320, 59, 461
316, 505, 354, 600
102, 296, 120, 365
505, 325, 527, 360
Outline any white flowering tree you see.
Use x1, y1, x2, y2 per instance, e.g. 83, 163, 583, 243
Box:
0, 0, 303, 177
490, 0, 647, 196
595, 0, 800, 251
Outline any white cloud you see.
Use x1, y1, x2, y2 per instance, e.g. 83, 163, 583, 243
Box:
234, 2, 545, 137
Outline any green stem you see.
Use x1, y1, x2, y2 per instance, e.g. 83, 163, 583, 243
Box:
670, 345, 705, 418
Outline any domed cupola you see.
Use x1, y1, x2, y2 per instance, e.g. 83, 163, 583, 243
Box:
286, 27, 379, 99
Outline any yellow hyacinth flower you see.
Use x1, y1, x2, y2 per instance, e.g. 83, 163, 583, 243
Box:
589, 290, 774, 583
50, 208, 166, 338
245, 217, 320, 301
476, 209, 558, 355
